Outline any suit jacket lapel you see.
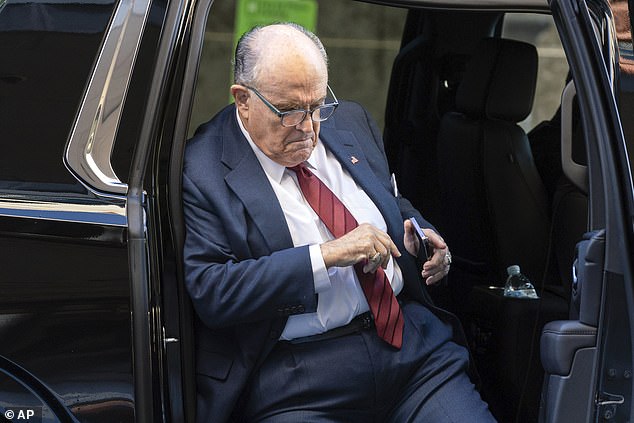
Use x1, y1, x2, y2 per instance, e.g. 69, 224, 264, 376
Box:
221, 112, 294, 253
320, 127, 403, 241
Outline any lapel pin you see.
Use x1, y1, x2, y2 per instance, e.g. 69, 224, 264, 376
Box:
350, 156, 359, 164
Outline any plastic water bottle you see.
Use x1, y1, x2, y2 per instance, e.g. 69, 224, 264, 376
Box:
503, 265, 539, 299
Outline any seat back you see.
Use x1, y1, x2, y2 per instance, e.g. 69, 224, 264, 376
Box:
383, 34, 443, 225
437, 38, 550, 285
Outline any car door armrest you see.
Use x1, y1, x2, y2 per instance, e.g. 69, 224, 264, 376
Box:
541, 320, 597, 376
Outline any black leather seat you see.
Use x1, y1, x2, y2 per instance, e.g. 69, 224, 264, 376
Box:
383, 34, 443, 225
436, 37, 550, 288
435, 38, 557, 422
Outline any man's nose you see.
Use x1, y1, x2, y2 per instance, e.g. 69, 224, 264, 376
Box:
295, 114, 315, 132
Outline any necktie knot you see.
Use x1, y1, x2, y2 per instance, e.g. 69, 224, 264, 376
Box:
287, 162, 311, 179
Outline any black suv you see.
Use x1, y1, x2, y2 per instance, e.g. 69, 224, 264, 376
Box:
1, 0, 633, 422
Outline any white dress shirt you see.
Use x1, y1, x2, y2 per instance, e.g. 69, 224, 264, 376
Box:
236, 109, 404, 339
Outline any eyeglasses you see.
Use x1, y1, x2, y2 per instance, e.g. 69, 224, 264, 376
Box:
245, 85, 339, 127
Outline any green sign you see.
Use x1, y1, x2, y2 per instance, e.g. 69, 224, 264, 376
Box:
234, 0, 319, 47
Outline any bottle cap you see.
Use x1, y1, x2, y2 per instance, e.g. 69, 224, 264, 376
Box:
507, 265, 521, 275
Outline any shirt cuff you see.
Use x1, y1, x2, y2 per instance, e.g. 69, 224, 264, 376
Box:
309, 244, 332, 293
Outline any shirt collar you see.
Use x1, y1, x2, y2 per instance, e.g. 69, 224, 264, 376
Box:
305, 149, 319, 170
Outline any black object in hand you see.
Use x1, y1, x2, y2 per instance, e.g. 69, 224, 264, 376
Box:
409, 217, 433, 263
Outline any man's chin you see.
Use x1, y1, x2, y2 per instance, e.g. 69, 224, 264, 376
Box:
282, 148, 314, 167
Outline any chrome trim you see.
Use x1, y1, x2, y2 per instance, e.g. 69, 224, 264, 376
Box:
561, 81, 588, 194
65, 0, 152, 195
0, 199, 127, 227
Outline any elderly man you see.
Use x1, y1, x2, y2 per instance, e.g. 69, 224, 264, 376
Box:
183, 22, 495, 423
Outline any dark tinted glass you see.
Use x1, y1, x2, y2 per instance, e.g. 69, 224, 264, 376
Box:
0, 0, 117, 192
112, 0, 168, 182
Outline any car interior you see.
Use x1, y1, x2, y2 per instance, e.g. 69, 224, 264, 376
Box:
381, 9, 587, 423
163, 2, 592, 422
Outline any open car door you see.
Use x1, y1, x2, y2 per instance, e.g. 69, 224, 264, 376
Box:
541, 0, 634, 422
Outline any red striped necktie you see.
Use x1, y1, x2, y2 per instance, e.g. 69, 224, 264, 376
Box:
288, 162, 404, 349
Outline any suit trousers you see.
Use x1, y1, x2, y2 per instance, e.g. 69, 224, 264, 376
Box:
241, 300, 497, 422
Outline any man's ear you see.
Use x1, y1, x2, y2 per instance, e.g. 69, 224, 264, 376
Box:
231, 85, 250, 119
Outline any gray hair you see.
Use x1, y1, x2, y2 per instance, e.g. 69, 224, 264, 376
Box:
233, 22, 328, 86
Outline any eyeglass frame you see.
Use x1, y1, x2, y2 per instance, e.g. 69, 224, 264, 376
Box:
244, 84, 339, 127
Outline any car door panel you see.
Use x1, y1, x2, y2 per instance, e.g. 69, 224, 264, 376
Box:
540, 232, 602, 423
0, 215, 134, 422
540, 347, 597, 423
0, 0, 164, 420
542, 0, 634, 421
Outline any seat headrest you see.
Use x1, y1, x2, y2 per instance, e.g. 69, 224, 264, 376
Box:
456, 38, 538, 122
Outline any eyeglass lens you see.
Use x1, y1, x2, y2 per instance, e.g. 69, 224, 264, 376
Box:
281, 105, 337, 127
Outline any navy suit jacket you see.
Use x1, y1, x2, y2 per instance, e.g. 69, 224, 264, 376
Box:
183, 101, 443, 422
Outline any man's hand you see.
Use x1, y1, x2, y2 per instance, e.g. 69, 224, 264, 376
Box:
403, 220, 451, 286
320, 223, 401, 273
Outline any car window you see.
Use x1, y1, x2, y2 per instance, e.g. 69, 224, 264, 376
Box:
189, 0, 407, 137
502, 13, 569, 131
0, 0, 117, 193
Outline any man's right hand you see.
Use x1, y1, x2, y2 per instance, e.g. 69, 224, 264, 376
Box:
320, 223, 401, 273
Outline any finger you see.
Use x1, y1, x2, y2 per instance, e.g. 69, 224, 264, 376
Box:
423, 257, 451, 285
372, 229, 401, 259
366, 240, 393, 273
352, 224, 384, 257
387, 237, 401, 258
363, 256, 381, 273
425, 263, 450, 284
423, 254, 441, 271
423, 229, 447, 250
422, 262, 445, 279
422, 247, 451, 274
368, 239, 388, 267
402, 220, 419, 256
426, 270, 448, 286
354, 224, 400, 270
369, 251, 382, 263
429, 246, 449, 267
403, 219, 416, 241
370, 244, 389, 270
381, 249, 391, 269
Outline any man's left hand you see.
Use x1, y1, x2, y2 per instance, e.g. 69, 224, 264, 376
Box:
403, 220, 451, 286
